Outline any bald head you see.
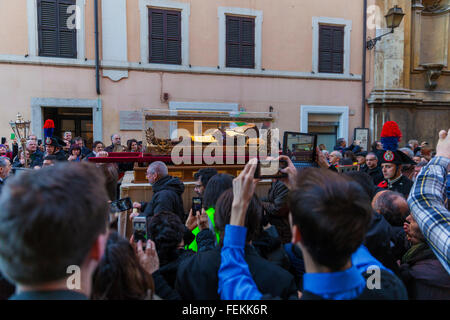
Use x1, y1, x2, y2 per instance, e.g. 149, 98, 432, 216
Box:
373, 190, 409, 227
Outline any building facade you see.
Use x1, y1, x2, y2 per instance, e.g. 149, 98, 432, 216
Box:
0, 0, 367, 152
368, 0, 450, 148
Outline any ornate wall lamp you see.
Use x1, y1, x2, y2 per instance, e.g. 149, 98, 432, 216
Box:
366, 5, 405, 50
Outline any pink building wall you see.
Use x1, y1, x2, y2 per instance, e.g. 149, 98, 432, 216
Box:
0, 0, 368, 147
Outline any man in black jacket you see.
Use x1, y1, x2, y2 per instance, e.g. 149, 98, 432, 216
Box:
364, 152, 384, 185
104, 134, 124, 153
132, 161, 185, 222
373, 190, 410, 261
261, 180, 291, 243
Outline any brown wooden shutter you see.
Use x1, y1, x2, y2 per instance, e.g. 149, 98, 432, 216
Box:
38, 0, 76, 58
319, 25, 344, 74
149, 8, 181, 64
58, 0, 77, 58
226, 15, 255, 68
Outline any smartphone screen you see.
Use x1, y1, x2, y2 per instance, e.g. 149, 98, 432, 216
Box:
118, 197, 132, 212
1, 137, 6, 145
192, 197, 202, 216
133, 217, 147, 243
283, 132, 317, 162
109, 197, 132, 213
254, 159, 288, 179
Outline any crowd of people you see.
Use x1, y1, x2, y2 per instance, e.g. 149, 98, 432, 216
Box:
0, 132, 144, 171
0, 124, 449, 301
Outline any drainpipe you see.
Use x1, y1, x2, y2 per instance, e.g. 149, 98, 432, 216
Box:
362, 0, 367, 129
94, 0, 100, 95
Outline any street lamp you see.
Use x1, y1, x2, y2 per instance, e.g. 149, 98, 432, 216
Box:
9, 113, 31, 168
366, 5, 405, 50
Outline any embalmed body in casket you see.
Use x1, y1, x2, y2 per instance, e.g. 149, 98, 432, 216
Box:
145, 124, 271, 156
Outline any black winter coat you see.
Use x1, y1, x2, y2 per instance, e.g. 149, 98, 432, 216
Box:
142, 175, 185, 222
364, 212, 399, 275
261, 180, 291, 243
54, 150, 68, 161
154, 229, 214, 300
399, 243, 450, 300
365, 166, 384, 185
13, 150, 44, 168
378, 175, 414, 198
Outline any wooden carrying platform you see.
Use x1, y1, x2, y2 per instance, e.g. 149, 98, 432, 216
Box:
120, 171, 272, 214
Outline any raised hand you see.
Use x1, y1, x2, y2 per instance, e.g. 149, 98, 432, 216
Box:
138, 239, 159, 274
185, 209, 197, 231
196, 208, 209, 231
278, 155, 299, 190
130, 236, 160, 275
230, 158, 259, 226
315, 146, 331, 169
436, 129, 450, 159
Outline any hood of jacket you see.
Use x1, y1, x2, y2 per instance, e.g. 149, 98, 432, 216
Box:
152, 175, 185, 195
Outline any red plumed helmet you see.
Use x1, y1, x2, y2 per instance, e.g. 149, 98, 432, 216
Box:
380, 121, 402, 141
43, 119, 55, 129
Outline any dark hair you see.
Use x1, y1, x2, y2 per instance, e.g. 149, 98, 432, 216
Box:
92, 232, 154, 300
371, 141, 381, 152
127, 139, 138, 152
203, 173, 233, 209
74, 137, 83, 143
343, 151, 356, 162
93, 141, 104, 149
215, 189, 262, 246
289, 168, 372, 271
69, 144, 81, 156
372, 190, 409, 227
0, 162, 109, 285
43, 155, 57, 161
0, 157, 10, 168
336, 138, 345, 146
101, 164, 119, 201
147, 212, 185, 266
193, 168, 218, 189
344, 171, 377, 201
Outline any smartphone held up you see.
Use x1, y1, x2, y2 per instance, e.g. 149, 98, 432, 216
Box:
254, 159, 288, 179
133, 216, 148, 244
192, 197, 202, 216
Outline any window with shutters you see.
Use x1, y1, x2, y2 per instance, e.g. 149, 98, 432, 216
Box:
149, 8, 181, 65
318, 25, 344, 74
226, 15, 255, 69
37, 0, 77, 59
